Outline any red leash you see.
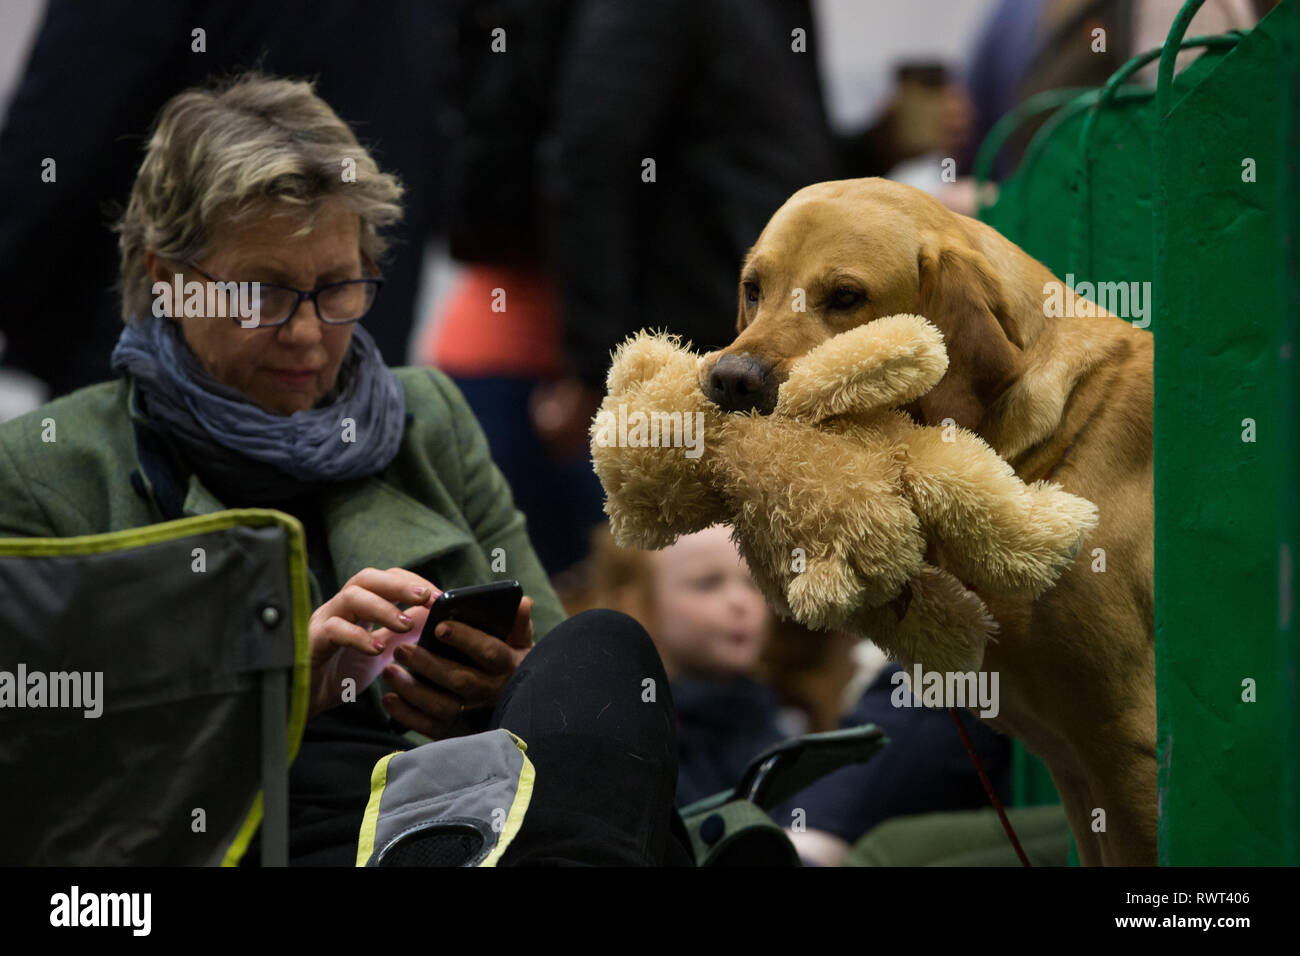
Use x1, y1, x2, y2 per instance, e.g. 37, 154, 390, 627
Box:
949, 706, 1032, 866
941, 439, 1076, 866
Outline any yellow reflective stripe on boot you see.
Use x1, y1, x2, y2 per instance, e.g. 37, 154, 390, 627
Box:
355, 751, 400, 867
479, 731, 535, 867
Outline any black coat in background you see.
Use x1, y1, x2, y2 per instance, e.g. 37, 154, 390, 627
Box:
0, 0, 447, 398
541, 0, 841, 386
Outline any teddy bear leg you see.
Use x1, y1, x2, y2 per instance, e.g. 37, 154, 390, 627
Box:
786, 552, 863, 630
900, 426, 1100, 595
847, 565, 997, 676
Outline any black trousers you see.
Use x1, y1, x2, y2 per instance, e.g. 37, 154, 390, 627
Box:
491, 609, 696, 866
253, 609, 694, 866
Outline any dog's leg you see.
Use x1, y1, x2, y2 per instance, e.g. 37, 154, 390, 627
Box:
1085, 738, 1159, 866
1052, 770, 1105, 866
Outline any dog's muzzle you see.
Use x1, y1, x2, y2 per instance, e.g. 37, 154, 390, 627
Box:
704, 353, 778, 415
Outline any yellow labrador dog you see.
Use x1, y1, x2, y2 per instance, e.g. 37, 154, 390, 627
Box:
700, 178, 1154, 865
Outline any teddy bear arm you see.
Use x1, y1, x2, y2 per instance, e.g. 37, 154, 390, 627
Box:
603, 487, 722, 550
773, 315, 949, 424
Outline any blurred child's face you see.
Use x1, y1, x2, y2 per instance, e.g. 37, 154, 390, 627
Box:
649, 525, 770, 680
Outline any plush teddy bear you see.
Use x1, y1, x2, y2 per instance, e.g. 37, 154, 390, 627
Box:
589, 314, 1100, 675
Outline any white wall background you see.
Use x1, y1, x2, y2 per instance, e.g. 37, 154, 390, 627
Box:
0, 0, 44, 123
814, 0, 999, 131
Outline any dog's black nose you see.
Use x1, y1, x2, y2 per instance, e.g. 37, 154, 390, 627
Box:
706, 353, 778, 414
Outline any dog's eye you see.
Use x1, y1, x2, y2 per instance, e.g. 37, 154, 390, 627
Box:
828, 287, 865, 310
743, 282, 760, 307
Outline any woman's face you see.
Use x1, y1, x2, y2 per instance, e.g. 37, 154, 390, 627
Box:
649, 525, 770, 680
147, 198, 360, 416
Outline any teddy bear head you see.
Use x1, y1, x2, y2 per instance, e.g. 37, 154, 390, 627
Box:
591, 315, 950, 550
589, 332, 725, 549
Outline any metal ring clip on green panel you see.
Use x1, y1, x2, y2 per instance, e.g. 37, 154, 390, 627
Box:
1072, 32, 1244, 277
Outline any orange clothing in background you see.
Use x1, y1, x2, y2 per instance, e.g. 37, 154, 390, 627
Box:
423, 265, 563, 379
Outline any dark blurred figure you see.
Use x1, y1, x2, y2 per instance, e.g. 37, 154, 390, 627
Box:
421, 0, 601, 576
0, 0, 447, 398
424, 0, 840, 574
533, 0, 841, 458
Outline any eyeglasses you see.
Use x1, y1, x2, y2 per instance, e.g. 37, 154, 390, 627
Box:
186, 262, 383, 327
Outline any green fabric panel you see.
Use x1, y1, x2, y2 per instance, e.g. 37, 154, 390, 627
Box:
977, 49, 1230, 283
1070, 38, 1237, 286
1153, 1, 1297, 864
1280, 0, 1300, 866
974, 11, 1285, 866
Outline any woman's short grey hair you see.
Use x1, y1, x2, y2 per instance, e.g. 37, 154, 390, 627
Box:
115, 71, 405, 323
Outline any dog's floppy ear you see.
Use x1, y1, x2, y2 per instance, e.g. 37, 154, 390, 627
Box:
914, 235, 1026, 431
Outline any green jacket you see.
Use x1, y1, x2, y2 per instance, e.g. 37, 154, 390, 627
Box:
0, 366, 575, 863
0, 366, 567, 639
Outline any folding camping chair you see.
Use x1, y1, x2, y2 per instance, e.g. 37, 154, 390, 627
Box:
0, 510, 312, 866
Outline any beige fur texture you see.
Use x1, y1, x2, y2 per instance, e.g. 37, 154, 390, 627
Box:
697, 178, 1155, 866
590, 314, 1098, 680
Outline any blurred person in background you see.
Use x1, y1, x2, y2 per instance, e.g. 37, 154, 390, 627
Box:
573, 525, 1023, 865
535, 0, 840, 462
419, 0, 605, 576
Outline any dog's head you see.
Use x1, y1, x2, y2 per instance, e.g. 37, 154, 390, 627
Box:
700, 178, 1049, 430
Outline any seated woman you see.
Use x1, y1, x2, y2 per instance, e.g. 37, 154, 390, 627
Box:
0, 72, 692, 866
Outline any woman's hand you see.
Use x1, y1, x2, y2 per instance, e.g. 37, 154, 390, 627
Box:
379, 595, 536, 739
308, 567, 439, 721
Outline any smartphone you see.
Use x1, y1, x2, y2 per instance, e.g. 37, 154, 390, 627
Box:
415, 579, 523, 671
